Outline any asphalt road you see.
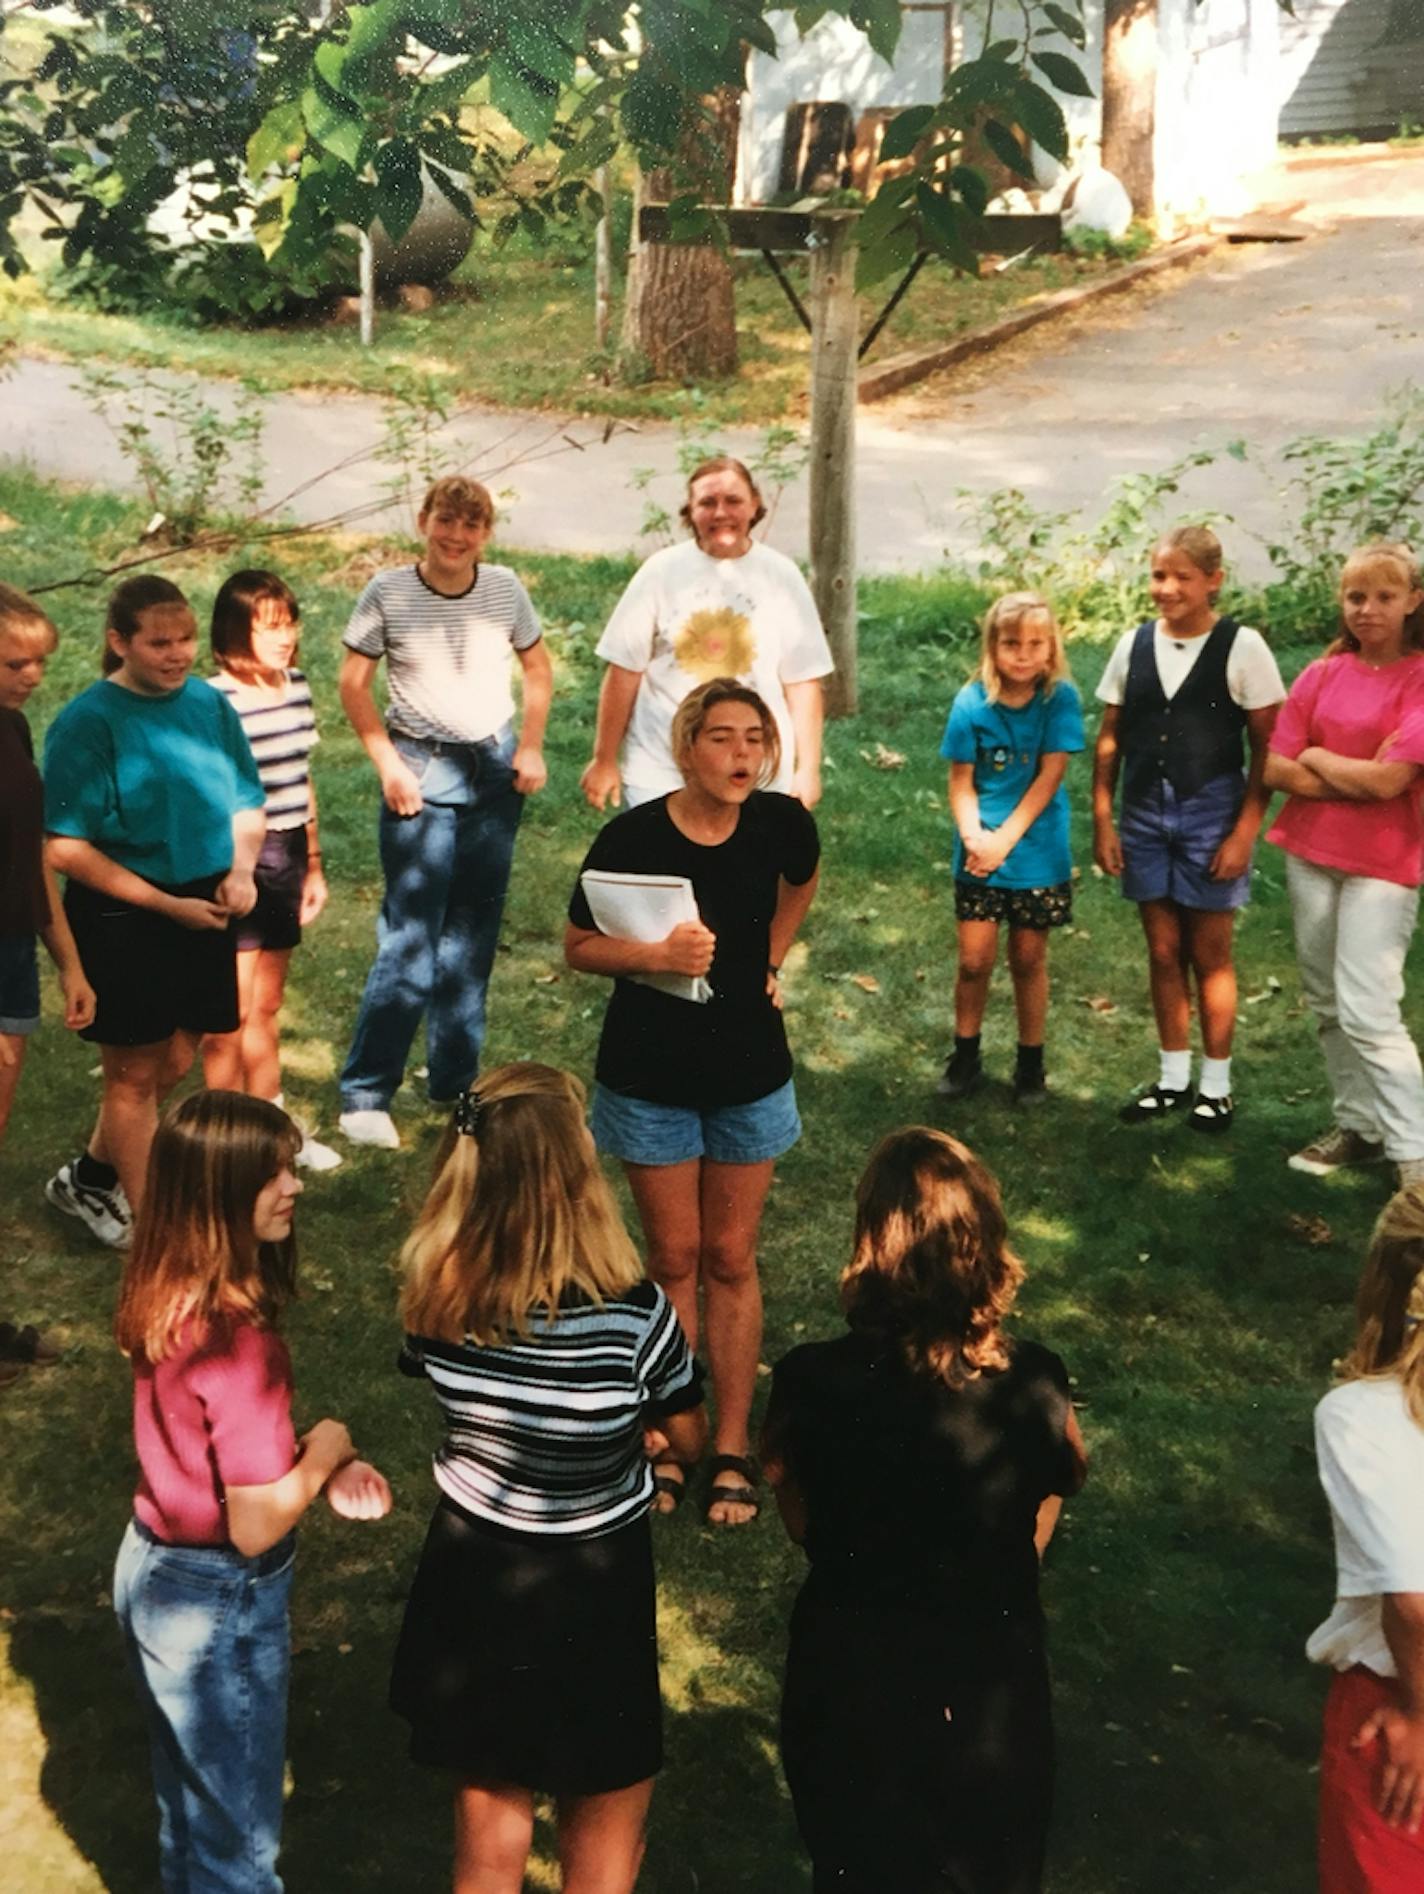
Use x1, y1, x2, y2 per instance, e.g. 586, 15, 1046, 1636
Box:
5, 152, 1422, 575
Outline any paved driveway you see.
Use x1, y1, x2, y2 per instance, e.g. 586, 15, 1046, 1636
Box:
5, 153, 1423, 574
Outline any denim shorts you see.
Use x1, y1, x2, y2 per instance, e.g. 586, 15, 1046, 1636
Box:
591, 1077, 801, 1167
1120, 774, 1251, 912
0, 933, 41, 1034
232, 825, 307, 954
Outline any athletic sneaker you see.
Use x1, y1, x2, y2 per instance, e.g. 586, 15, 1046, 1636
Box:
338, 1109, 401, 1150
44, 1161, 132, 1249
296, 1133, 343, 1173
1287, 1127, 1386, 1177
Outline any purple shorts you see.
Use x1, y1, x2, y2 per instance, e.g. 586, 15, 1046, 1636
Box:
1119, 774, 1251, 912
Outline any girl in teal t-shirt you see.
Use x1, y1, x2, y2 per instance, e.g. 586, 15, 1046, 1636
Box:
937, 591, 1084, 1105
41, 576, 265, 1248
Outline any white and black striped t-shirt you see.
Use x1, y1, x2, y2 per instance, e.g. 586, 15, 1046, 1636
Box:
207, 669, 318, 832
399, 1280, 703, 1538
343, 563, 542, 744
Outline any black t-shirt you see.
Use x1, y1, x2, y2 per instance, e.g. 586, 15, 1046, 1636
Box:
0, 708, 46, 938
568, 792, 820, 1108
766, 1332, 1077, 1619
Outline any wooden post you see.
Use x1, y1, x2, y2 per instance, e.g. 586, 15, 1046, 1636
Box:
594, 163, 612, 351
358, 228, 375, 349
808, 208, 859, 718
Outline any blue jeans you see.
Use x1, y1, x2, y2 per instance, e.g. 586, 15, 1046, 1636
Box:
114, 1519, 295, 1894
341, 727, 524, 1110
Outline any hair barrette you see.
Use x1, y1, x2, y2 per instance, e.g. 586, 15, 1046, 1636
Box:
454, 1091, 484, 1139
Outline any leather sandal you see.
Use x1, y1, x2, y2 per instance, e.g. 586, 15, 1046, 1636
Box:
650, 1456, 691, 1512
705, 1453, 760, 1525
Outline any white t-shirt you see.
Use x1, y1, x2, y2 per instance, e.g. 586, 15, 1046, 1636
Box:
343, 564, 542, 744
1306, 1377, 1424, 1677
596, 539, 833, 795
1096, 620, 1285, 710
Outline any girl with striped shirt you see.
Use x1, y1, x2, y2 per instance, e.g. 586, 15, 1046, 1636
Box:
390, 1062, 705, 1894
203, 570, 340, 1170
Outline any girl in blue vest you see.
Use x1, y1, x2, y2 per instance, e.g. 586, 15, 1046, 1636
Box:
937, 591, 1085, 1105
1092, 527, 1284, 1131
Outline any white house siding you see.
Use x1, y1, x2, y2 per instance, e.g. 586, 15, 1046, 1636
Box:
741, 0, 1279, 219
738, 7, 949, 202
1154, 0, 1281, 218
1278, 0, 1424, 138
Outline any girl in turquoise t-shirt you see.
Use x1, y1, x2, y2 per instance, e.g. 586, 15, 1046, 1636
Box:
938, 591, 1084, 1105
41, 576, 266, 1246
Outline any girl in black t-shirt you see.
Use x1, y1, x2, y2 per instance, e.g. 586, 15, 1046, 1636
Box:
763, 1127, 1087, 1894
566, 679, 819, 1526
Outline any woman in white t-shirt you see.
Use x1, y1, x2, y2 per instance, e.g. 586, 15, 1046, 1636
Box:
1310, 1184, 1424, 1890
579, 458, 832, 812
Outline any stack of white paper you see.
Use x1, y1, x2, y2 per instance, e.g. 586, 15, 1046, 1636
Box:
579, 871, 713, 1004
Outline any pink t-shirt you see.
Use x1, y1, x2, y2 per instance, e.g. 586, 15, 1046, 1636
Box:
132, 1319, 297, 1545
1267, 651, 1424, 888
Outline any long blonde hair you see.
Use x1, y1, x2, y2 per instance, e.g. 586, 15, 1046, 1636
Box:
840, 1127, 1024, 1387
1340, 1184, 1424, 1427
114, 1092, 300, 1363
977, 590, 1072, 704
400, 1063, 643, 1344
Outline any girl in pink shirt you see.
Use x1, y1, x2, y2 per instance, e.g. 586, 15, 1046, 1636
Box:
1265, 542, 1424, 1187
112, 1090, 391, 1893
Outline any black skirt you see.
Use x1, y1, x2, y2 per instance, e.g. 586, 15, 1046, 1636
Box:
389, 1498, 662, 1794
780, 1592, 1055, 1894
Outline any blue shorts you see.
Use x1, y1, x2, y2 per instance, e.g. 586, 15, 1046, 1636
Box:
591, 1078, 801, 1168
1119, 775, 1251, 912
0, 933, 41, 1034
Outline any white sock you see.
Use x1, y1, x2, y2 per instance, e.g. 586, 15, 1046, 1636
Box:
1198, 1056, 1232, 1100
1159, 1049, 1191, 1092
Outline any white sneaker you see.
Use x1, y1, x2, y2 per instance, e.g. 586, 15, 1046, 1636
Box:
296, 1133, 344, 1173
338, 1110, 400, 1150
45, 1160, 133, 1249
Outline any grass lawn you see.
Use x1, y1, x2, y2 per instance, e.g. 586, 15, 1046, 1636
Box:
0, 467, 1396, 1891
0, 238, 1145, 428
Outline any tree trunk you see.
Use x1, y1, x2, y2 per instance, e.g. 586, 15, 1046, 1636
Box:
620, 88, 740, 381
1101, 0, 1157, 220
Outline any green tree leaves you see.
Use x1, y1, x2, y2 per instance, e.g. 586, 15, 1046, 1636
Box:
0, 0, 1093, 301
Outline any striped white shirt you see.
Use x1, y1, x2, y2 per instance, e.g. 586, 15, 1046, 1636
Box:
207, 669, 317, 832
343, 563, 542, 743
399, 1280, 703, 1538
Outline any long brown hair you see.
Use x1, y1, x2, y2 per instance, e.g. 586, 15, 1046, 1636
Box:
400, 1063, 642, 1345
1340, 1184, 1424, 1427
840, 1127, 1024, 1387
114, 1091, 301, 1362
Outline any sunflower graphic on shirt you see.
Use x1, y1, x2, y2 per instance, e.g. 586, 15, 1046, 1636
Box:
673, 606, 756, 682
